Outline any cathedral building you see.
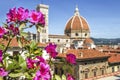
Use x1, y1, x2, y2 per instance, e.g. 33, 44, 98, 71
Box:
27, 4, 96, 52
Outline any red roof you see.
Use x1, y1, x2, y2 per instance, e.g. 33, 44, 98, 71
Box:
57, 49, 109, 60
84, 38, 94, 44
0, 38, 46, 47
108, 54, 120, 63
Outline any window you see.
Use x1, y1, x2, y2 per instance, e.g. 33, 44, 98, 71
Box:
33, 34, 36, 40
101, 70, 104, 75
75, 33, 78, 36
101, 61, 103, 62
112, 67, 114, 72
13, 51, 19, 56
84, 63, 87, 65
42, 39, 46, 43
37, 39, 39, 42
85, 33, 87, 36
118, 66, 119, 71
58, 39, 60, 42
85, 73, 88, 79
67, 34, 69, 36
93, 61, 96, 63
55, 67, 58, 74
66, 40, 68, 42
42, 29, 46, 33
48, 39, 50, 42
94, 71, 96, 77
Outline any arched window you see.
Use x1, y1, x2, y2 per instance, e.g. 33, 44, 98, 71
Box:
92, 67, 97, 77
85, 73, 88, 79
94, 71, 96, 77
84, 68, 89, 79
101, 69, 104, 75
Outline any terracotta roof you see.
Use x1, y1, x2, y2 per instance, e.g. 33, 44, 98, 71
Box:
57, 49, 109, 60
0, 38, 20, 47
0, 38, 46, 48
38, 43, 47, 47
64, 15, 90, 33
108, 54, 120, 63
84, 38, 94, 44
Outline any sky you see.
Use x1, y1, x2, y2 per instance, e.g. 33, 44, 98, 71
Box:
0, 0, 120, 38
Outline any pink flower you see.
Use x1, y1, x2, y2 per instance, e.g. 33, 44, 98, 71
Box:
36, 56, 46, 63
45, 43, 58, 58
33, 62, 51, 80
0, 68, 8, 76
29, 10, 45, 26
6, 7, 29, 23
17, 7, 29, 21
6, 7, 17, 22
66, 53, 76, 65
7, 24, 19, 36
0, 50, 3, 62
26, 58, 35, 69
0, 27, 6, 38
67, 74, 74, 80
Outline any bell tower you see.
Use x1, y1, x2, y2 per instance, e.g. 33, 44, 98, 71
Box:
36, 4, 49, 43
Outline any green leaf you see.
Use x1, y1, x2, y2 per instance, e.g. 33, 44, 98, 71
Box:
7, 63, 14, 70
0, 44, 5, 50
30, 41, 37, 49
2, 23, 8, 28
9, 73, 23, 78
3, 53, 10, 60
55, 75, 61, 80
20, 61, 27, 70
3, 58, 8, 69
20, 32, 28, 37
24, 72, 32, 80
19, 55, 24, 64
19, 55, 27, 70
17, 37, 22, 48
6, 60, 19, 70
36, 25, 42, 32
19, 23, 26, 31
0, 63, 2, 67
62, 74, 66, 80
63, 65, 67, 70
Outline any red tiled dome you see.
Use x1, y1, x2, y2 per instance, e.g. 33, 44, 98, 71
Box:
64, 6, 90, 33
65, 15, 90, 33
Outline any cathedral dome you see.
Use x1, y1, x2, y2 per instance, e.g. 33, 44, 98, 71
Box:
64, 6, 90, 33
